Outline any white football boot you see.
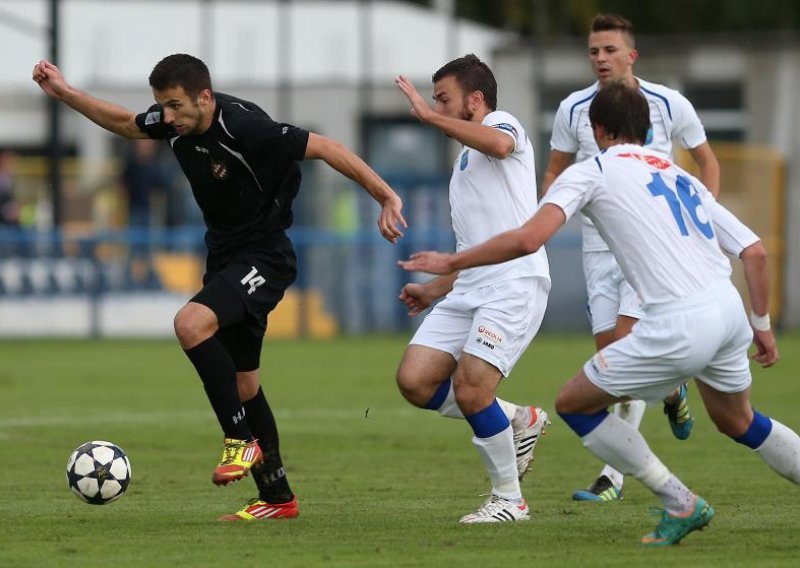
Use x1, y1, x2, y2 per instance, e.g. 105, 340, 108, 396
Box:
459, 495, 530, 524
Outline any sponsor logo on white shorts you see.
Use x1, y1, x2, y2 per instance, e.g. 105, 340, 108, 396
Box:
478, 325, 503, 343
475, 325, 503, 350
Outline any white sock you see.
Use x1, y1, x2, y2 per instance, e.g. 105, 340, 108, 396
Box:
435, 383, 462, 418
598, 465, 624, 489
652, 474, 696, 515
596, 400, 647, 489
497, 398, 518, 424
581, 413, 690, 510
616, 399, 647, 428
472, 425, 521, 501
436, 381, 517, 423
755, 419, 800, 484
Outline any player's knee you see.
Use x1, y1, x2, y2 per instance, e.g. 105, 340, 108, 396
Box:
554, 389, 578, 415
237, 375, 260, 402
173, 310, 194, 347
704, 403, 753, 438
452, 380, 490, 416
173, 306, 214, 349
713, 413, 754, 439
238, 384, 259, 402
395, 367, 426, 407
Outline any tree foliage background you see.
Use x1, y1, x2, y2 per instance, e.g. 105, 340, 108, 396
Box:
403, 0, 800, 36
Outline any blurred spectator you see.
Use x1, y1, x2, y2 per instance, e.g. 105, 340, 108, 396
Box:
0, 150, 20, 227
120, 139, 167, 289
164, 169, 202, 228
120, 139, 167, 228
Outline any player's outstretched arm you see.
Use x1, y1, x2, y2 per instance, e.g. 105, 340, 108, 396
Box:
32, 60, 146, 139
394, 75, 514, 159
740, 241, 779, 367
305, 133, 406, 243
399, 203, 565, 274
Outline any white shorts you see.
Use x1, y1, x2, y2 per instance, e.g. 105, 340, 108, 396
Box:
583, 250, 645, 334
583, 281, 753, 403
410, 277, 550, 377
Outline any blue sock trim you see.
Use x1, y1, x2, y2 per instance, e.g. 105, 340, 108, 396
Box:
559, 409, 610, 437
424, 378, 452, 410
466, 400, 510, 438
734, 410, 773, 449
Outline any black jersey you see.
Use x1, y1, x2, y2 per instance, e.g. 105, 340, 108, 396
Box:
135, 92, 310, 259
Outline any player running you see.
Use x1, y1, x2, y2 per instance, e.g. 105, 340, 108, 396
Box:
394, 54, 551, 524
33, 54, 406, 520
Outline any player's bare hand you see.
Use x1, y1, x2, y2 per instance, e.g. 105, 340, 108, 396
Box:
751, 328, 779, 368
398, 251, 454, 275
398, 282, 436, 317
395, 75, 434, 123
378, 194, 407, 243
32, 60, 69, 100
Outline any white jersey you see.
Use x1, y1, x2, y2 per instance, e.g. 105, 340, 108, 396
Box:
450, 110, 550, 292
541, 144, 758, 307
550, 78, 709, 252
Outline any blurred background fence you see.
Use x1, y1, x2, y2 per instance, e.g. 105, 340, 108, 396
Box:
0, 141, 782, 338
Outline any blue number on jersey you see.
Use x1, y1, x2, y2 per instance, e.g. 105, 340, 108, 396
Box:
646, 173, 714, 239
459, 149, 469, 171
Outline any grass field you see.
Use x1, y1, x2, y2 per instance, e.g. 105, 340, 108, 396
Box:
1, 334, 799, 567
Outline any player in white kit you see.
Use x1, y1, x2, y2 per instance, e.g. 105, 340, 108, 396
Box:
543, 13, 721, 502
399, 83, 800, 546
394, 54, 551, 524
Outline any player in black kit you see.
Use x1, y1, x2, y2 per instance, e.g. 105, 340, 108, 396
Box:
33, 54, 406, 520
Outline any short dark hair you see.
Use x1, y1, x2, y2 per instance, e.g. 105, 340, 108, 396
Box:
590, 13, 635, 48
432, 54, 497, 111
589, 82, 650, 144
148, 54, 213, 98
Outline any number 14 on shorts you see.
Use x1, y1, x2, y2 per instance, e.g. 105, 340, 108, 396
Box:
241, 266, 266, 295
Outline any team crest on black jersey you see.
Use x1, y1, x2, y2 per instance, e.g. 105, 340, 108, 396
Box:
211, 159, 229, 180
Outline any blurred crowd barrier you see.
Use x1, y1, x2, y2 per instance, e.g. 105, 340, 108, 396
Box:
0, 153, 459, 337
0, 142, 786, 338
0, 226, 447, 338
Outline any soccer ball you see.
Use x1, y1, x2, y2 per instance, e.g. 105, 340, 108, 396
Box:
66, 441, 132, 505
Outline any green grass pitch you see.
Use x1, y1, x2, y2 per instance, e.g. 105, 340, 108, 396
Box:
1, 334, 798, 567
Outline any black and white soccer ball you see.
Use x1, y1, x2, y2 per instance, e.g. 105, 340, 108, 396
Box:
66, 441, 132, 505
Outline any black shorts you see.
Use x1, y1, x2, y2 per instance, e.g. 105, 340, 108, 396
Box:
191, 246, 297, 371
